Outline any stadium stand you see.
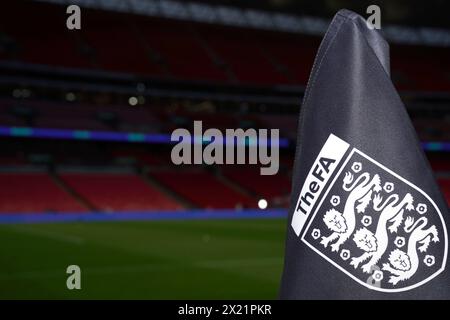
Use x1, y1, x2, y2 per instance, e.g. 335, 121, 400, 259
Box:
221, 166, 291, 208
3, 96, 448, 143
221, 167, 291, 198
0, 2, 89, 68
198, 25, 290, 85
137, 18, 229, 82
257, 32, 318, 85
1, 1, 448, 91
0, 0, 448, 216
0, 171, 87, 212
81, 10, 166, 76
390, 45, 450, 92
150, 169, 257, 209
59, 171, 181, 211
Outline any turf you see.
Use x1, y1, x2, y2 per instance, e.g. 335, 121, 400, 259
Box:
0, 218, 286, 299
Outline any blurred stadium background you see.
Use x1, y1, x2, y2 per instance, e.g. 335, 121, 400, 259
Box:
0, 0, 449, 298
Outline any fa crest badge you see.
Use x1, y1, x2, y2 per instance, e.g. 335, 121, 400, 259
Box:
291, 134, 448, 292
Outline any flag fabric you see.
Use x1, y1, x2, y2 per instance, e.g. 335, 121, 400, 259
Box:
279, 9, 449, 299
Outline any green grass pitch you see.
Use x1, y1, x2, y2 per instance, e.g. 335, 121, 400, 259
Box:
0, 218, 286, 299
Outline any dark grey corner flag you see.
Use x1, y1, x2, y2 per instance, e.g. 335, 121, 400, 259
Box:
280, 9, 449, 299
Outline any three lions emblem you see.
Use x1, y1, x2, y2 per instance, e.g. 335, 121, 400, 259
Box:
293, 134, 448, 292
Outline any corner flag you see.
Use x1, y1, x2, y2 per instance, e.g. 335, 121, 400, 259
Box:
280, 9, 449, 299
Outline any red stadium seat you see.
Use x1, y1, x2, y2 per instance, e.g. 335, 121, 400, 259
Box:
151, 169, 256, 209
222, 166, 291, 201
199, 26, 290, 85
258, 33, 319, 85
81, 10, 165, 76
60, 172, 181, 211
138, 19, 228, 82
0, 172, 86, 213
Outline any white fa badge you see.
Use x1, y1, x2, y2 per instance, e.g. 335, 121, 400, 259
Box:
292, 134, 448, 292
